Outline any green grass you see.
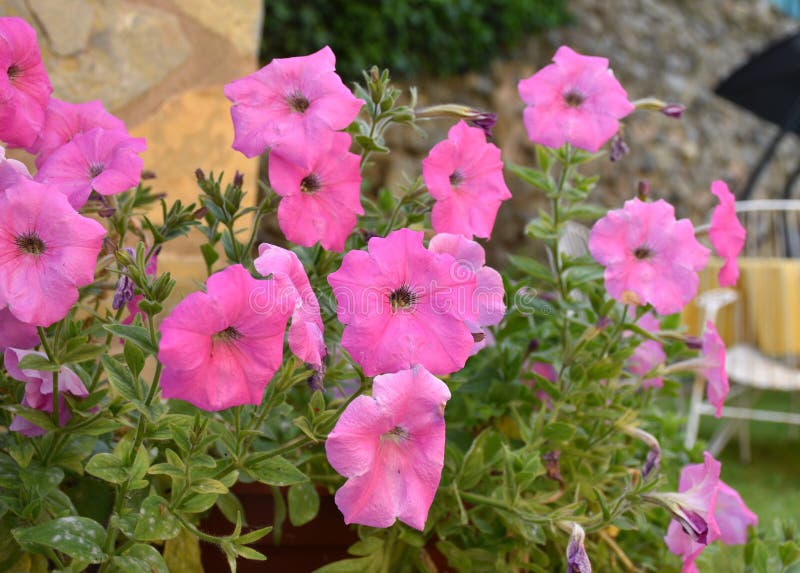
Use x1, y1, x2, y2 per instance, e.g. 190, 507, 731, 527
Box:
694, 390, 800, 572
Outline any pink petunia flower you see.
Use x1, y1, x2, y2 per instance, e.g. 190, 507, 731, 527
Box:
30, 98, 127, 167
588, 198, 710, 315
427, 233, 506, 353
662, 452, 722, 573
268, 131, 363, 251
325, 365, 450, 530
35, 127, 146, 209
701, 321, 729, 418
327, 228, 478, 377
422, 121, 511, 239
664, 453, 755, 572
5, 347, 88, 436
715, 481, 758, 545
254, 243, 326, 367
0, 17, 52, 149
0, 179, 106, 326
158, 264, 293, 411
224, 46, 363, 158
708, 180, 746, 287
0, 144, 30, 190
626, 313, 666, 388
0, 306, 38, 350
517, 45, 634, 153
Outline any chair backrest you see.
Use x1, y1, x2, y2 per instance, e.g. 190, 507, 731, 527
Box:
735, 199, 800, 258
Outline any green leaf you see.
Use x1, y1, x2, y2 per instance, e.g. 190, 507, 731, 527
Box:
507, 163, 554, 193
507, 254, 554, 283
200, 243, 219, 268
113, 543, 169, 573
178, 493, 218, 514
288, 482, 320, 527
245, 455, 308, 487
11, 407, 57, 433
86, 453, 128, 484
123, 342, 145, 379
17, 353, 59, 372
191, 478, 228, 495
61, 344, 107, 364
101, 356, 139, 402
542, 422, 575, 442
133, 496, 180, 541
20, 464, 63, 498
348, 537, 383, 557
13, 516, 107, 563
237, 525, 273, 545
103, 324, 158, 355
236, 546, 267, 561
780, 541, 800, 566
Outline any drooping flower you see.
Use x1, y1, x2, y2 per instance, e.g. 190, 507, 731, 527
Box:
566, 522, 592, 573
327, 228, 478, 377
427, 232, 505, 352
588, 198, 710, 315
715, 481, 758, 545
708, 180, 746, 287
659, 452, 721, 572
0, 179, 106, 326
0, 17, 52, 149
5, 347, 88, 436
158, 264, 293, 411
662, 453, 756, 573
120, 247, 159, 326
0, 144, 30, 190
626, 312, 666, 388
224, 46, 363, 158
268, 131, 363, 251
701, 321, 729, 418
325, 365, 450, 530
0, 306, 38, 350
517, 45, 634, 153
254, 243, 326, 367
30, 98, 127, 167
422, 120, 511, 239
35, 127, 146, 209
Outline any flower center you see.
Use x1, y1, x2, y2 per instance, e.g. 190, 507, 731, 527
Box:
7, 64, 20, 81
383, 425, 410, 442
287, 90, 310, 113
15, 232, 46, 255
563, 89, 586, 108
88, 163, 105, 178
449, 170, 464, 187
633, 246, 653, 260
213, 326, 243, 342
300, 173, 322, 194
390, 285, 417, 311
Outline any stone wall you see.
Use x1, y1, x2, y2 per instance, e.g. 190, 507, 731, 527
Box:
377, 0, 799, 262
0, 0, 263, 296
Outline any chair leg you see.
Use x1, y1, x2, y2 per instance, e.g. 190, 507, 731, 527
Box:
685, 377, 705, 450
738, 419, 751, 464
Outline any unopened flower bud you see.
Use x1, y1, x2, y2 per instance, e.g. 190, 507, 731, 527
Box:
637, 180, 650, 200
98, 205, 116, 218
596, 316, 613, 330
195, 168, 206, 183
233, 171, 244, 189
661, 103, 685, 119
566, 523, 592, 573
685, 335, 703, 350
141, 170, 157, 180
115, 248, 135, 268
527, 338, 540, 353
307, 363, 326, 392
193, 206, 209, 220
112, 275, 135, 310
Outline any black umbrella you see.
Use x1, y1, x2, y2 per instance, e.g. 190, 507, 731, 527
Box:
714, 30, 800, 199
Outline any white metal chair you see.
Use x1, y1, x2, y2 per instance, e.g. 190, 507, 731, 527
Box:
684, 200, 800, 461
